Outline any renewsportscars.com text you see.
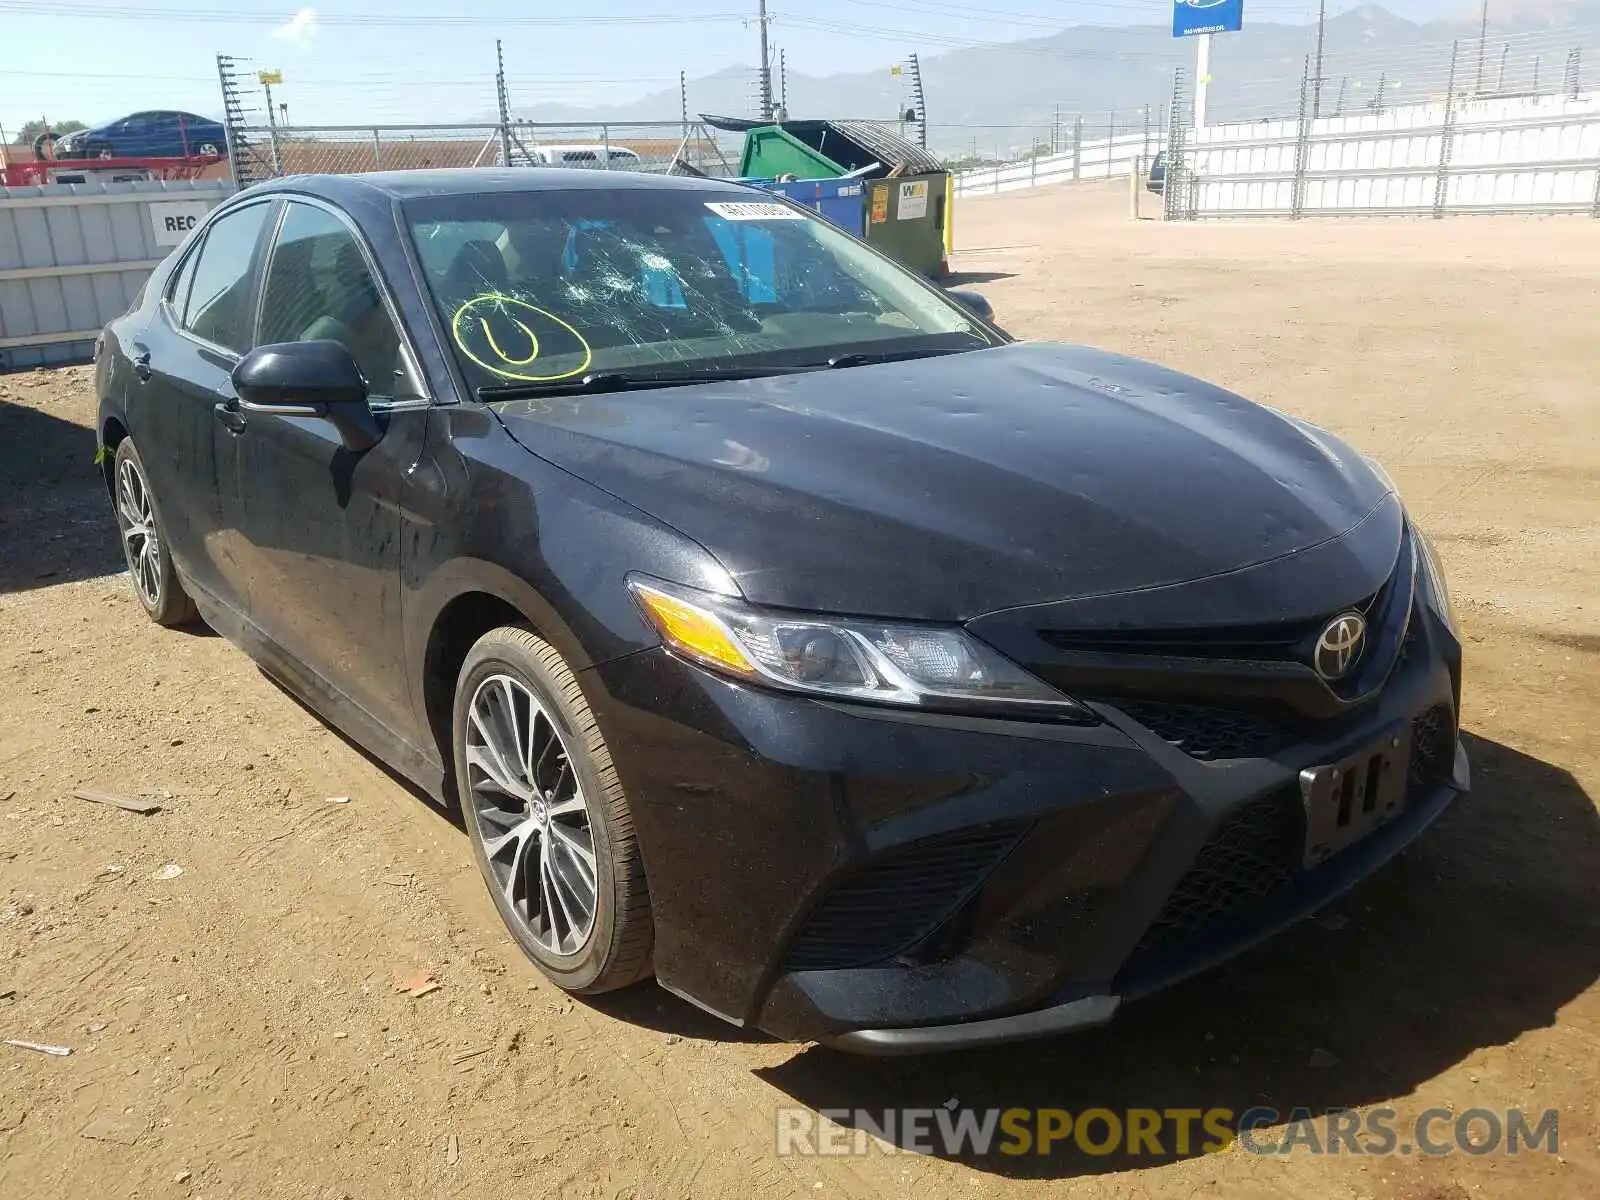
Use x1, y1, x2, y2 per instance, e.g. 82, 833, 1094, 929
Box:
775, 1106, 1560, 1159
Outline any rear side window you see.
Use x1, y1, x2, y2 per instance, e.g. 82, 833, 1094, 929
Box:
166, 243, 201, 317
179, 202, 273, 354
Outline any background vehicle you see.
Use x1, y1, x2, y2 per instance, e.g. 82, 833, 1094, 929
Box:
1146, 150, 1166, 196
55, 110, 225, 160
505, 143, 643, 168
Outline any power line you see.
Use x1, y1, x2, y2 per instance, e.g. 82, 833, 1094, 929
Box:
0, 1, 746, 25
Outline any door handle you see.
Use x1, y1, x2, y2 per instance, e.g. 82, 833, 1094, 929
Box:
132, 347, 152, 382
213, 402, 247, 434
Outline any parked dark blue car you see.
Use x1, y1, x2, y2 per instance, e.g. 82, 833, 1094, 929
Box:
55, 111, 225, 160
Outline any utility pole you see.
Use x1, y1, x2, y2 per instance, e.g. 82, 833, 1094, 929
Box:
1498, 43, 1509, 91
216, 54, 255, 185
1312, 0, 1327, 117
1474, 0, 1489, 94
495, 39, 513, 167
256, 69, 283, 176
1334, 75, 1347, 115
680, 70, 689, 142
757, 0, 773, 120
779, 48, 788, 115
907, 51, 927, 148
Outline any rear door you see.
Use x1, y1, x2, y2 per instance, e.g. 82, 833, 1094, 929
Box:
229, 197, 431, 745
126, 198, 277, 612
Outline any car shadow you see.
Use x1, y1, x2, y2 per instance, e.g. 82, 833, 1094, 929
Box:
754, 731, 1600, 1178
0, 395, 127, 594
585, 984, 779, 1046
943, 271, 1017, 286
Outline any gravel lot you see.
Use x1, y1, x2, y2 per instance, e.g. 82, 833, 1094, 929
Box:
1, 181, 1596, 1199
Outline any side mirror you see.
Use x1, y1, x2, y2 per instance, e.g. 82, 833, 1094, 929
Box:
947, 288, 994, 322
231, 340, 382, 452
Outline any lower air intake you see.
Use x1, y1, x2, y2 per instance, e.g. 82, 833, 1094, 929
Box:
1408, 703, 1457, 796
1130, 786, 1304, 961
781, 822, 1027, 972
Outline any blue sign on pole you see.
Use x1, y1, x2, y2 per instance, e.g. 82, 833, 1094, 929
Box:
1172, 0, 1243, 38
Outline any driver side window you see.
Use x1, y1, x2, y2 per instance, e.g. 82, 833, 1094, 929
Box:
258, 201, 416, 403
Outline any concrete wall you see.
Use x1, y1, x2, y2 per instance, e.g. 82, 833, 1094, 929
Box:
0, 179, 234, 369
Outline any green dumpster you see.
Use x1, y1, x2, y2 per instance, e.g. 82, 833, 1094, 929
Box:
702, 115, 951, 279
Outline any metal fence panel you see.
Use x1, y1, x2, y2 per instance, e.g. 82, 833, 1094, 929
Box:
1183, 89, 1600, 218
0, 179, 234, 369
952, 130, 1168, 196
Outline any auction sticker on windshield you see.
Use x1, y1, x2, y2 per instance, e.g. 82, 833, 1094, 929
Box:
704, 201, 806, 221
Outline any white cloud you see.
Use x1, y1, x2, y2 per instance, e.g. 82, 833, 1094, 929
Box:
271, 8, 318, 41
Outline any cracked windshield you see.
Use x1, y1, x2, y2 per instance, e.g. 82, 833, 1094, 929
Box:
405, 187, 994, 391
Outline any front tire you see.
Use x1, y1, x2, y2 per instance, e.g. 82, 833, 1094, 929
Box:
453, 626, 654, 994
112, 439, 198, 627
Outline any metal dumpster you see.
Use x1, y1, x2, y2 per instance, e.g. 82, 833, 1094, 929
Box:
703, 115, 950, 279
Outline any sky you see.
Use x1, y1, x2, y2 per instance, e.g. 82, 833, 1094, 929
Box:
0, 0, 1480, 137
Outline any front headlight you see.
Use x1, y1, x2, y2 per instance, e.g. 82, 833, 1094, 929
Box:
629, 576, 1094, 720
1413, 527, 1459, 635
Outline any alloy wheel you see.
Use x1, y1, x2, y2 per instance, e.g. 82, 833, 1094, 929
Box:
115, 456, 162, 608
464, 673, 599, 956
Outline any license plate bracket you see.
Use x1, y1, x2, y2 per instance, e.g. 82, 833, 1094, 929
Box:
1299, 724, 1411, 867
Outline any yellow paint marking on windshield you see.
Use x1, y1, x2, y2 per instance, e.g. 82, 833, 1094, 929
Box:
480, 316, 540, 365
450, 293, 593, 382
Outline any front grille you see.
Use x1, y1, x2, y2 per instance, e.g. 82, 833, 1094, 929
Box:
1039, 618, 1326, 662
1408, 703, 1456, 795
781, 823, 1026, 972
1132, 786, 1303, 960
1039, 583, 1387, 665
1117, 699, 1292, 762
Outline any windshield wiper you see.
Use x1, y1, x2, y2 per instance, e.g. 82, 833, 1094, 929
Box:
476, 366, 809, 401
823, 344, 986, 370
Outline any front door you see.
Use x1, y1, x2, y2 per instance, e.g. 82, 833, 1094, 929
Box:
229, 198, 431, 749
127, 198, 277, 614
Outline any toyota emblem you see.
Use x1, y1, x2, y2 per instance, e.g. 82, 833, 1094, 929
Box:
1313, 611, 1367, 682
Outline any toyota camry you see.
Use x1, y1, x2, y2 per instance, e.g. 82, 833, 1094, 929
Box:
94, 169, 1467, 1053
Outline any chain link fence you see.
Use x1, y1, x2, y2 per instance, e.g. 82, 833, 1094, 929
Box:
228, 120, 742, 184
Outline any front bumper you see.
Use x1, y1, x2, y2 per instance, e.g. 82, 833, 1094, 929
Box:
581, 603, 1466, 1051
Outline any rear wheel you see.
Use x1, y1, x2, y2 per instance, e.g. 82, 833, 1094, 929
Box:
112, 439, 198, 627
453, 626, 654, 994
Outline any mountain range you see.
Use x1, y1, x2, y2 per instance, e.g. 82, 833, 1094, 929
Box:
502, 4, 1600, 153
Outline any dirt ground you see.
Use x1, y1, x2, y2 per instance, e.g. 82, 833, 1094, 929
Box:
1, 182, 1596, 1200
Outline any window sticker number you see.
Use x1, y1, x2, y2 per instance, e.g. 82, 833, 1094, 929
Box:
704, 201, 806, 221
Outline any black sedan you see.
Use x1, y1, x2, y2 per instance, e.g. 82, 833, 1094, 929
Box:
95, 169, 1467, 1054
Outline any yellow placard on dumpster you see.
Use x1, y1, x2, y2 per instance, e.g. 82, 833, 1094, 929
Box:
869, 184, 890, 225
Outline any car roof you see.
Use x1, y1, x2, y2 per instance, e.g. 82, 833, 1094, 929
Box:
248, 169, 758, 204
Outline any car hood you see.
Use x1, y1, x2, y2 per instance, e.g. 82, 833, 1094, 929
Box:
494, 342, 1395, 621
